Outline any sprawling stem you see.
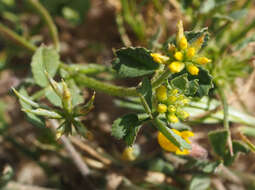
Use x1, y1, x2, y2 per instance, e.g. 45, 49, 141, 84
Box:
27, 0, 60, 51
74, 74, 138, 97
0, 23, 36, 52
218, 85, 233, 156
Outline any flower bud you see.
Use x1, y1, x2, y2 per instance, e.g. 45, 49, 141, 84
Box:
167, 113, 179, 123
122, 147, 136, 161
157, 104, 167, 113
174, 51, 183, 61
168, 61, 184, 73
196, 57, 211, 65
62, 81, 72, 113
187, 64, 199, 75
150, 53, 169, 64
186, 47, 195, 59
156, 86, 167, 102
168, 105, 176, 113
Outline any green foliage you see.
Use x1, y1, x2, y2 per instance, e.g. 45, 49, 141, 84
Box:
40, 0, 90, 25
171, 66, 213, 97
111, 113, 142, 146
112, 47, 159, 78
208, 129, 228, 157
31, 46, 60, 87
17, 88, 45, 128
189, 174, 211, 190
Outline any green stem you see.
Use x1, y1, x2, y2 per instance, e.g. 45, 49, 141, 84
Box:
218, 85, 233, 156
151, 69, 171, 89
0, 23, 36, 52
74, 74, 138, 97
138, 93, 152, 119
27, 0, 59, 51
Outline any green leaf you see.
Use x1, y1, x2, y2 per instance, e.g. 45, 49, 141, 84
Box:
45, 86, 62, 107
149, 158, 174, 175
189, 174, 211, 190
31, 46, 60, 87
223, 140, 250, 166
187, 66, 213, 97
22, 108, 62, 119
171, 73, 189, 92
112, 47, 159, 78
184, 159, 220, 174
154, 117, 191, 150
111, 114, 142, 146
137, 77, 152, 110
18, 88, 45, 128
208, 129, 228, 157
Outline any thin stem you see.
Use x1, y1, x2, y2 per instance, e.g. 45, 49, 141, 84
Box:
0, 23, 37, 52
138, 93, 153, 119
74, 74, 138, 97
27, 0, 60, 51
151, 69, 171, 89
218, 86, 233, 156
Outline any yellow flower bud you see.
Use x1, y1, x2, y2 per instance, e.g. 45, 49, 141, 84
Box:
174, 51, 183, 61
156, 85, 167, 102
179, 36, 188, 50
186, 47, 195, 58
150, 53, 169, 64
196, 57, 211, 65
168, 105, 176, 113
157, 104, 167, 113
167, 114, 179, 123
167, 95, 177, 104
187, 65, 199, 75
192, 35, 204, 51
168, 61, 184, 73
122, 147, 136, 161
171, 89, 178, 95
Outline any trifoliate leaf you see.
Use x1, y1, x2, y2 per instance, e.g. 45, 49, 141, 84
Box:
112, 47, 159, 78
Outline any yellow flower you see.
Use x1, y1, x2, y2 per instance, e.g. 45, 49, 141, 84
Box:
167, 114, 179, 123
171, 89, 178, 95
157, 129, 194, 155
179, 36, 188, 50
150, 53, 169, 64
174, 51, 183, 61
196, 57, 211, 65
186, 47, 195, 59
168, 61, 184, 73
157, 104, 167, 113
122, 147, 136, 161
187, 65, 199, 75
156, 85, 167, 102
178, 110, 189, 119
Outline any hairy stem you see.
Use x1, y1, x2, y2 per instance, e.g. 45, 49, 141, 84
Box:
74, 74, 138, 97
27, 0, 60, 51
0, 23, 36, 52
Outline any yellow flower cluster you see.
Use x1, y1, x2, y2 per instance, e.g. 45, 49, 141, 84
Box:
156, 85, 189, 123
122, 147, 136, 161
157, 129, 194, 155
150, 20, 211, 76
